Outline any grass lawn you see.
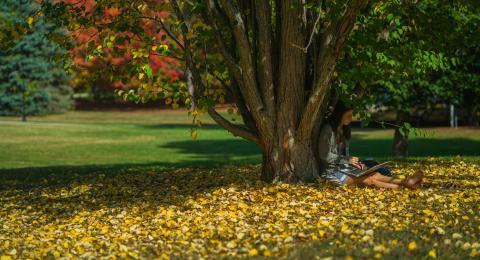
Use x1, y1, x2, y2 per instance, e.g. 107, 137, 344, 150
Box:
1, 110, 479, 259
1, 110, 479, 169
0, 110, 258, 169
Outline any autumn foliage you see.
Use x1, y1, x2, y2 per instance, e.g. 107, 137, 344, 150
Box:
1, 160, 479, 258
63, 0, 182, 96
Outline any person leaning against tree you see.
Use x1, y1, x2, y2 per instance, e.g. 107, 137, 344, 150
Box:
318, 101, 424, 189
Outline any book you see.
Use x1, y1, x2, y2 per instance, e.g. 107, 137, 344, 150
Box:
338, 161, 391, 177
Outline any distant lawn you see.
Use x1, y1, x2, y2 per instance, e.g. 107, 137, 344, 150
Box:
350, 127, 480, 161
0, 110, 259, 169
1, 110, 479, 170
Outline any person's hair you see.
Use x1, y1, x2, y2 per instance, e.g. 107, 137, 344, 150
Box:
327, 100, 353, 142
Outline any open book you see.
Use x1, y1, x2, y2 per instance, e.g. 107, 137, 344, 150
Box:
338, 161, 391, 177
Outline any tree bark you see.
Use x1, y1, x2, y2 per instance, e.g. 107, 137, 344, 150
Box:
22, 91, 27, 122
392, 111, 410, 157
171, 0, 367, 183
260, 139, 320, 183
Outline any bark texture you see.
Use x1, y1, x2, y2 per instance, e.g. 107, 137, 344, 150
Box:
392, 111, 410, 157
170, 0, 368, 183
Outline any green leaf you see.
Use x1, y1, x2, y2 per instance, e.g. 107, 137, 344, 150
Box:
145, 64, 153, 78
387, 13, 394, 22
395, 18, 401, 26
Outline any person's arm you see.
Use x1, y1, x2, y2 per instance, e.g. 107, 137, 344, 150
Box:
336, 139, 351, 165
338, 140, 365, 170
319, 125, 364, 172
318, 126, 330, 162
337, 154, 350, 165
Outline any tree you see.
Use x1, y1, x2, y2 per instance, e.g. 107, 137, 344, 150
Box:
433, 1, 480, 127
336, 0, 479, 156
45, 0, 385, 182
45, 0, 372, 182
0, 0, 72, 120
336, 0, 451, 157
64, 0, 182, 103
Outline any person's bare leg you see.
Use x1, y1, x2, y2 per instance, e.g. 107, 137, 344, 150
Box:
370, 178, 402, 189
347, 173, 400, 185
345, 171, 425, 189
344, 175, 401, 189
369, 170, 424, 188
370, 173, 403, 184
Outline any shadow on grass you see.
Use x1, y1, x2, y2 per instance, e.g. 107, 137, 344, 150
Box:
0, 160, 259, 184
142, 124, 479, 159
350, 136, 480, 159
141, 123, 227, 130
158, 139, 261, 162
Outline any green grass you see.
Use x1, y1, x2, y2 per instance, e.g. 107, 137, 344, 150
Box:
350, 127, 480, 161
1, 110, 479, 170
0, 110, 260, 169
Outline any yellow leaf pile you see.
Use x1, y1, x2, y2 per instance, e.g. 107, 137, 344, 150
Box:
0, 159, 479, 258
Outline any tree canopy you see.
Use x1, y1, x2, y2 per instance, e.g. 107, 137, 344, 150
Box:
42, 0, 480, 182
336, 0, 480, 155
0, 0, 72, 119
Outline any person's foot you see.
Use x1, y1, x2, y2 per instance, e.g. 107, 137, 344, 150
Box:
402, 170, 424, 189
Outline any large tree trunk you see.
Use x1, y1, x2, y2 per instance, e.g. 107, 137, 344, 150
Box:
260, 138, 320, 183
392, 111, 409, 157
173, 0, 367, 183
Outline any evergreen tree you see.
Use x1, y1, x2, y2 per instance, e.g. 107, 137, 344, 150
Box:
0, 0, 72, 120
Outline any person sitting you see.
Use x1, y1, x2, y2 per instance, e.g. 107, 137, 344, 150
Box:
318, 101, 423, 189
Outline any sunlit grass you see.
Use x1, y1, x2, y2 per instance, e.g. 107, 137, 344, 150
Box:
1, 110, 479, 169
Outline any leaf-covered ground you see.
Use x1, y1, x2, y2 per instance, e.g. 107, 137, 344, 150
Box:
1, 159, 479, 259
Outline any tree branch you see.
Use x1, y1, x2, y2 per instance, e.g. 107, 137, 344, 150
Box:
207, 108, 260, 144
171, 0, 260, 144
217, 75, 258, 133
170, 0, 205, 98
276, 0, 307, 135
254, 0, 275, 118
216, 0, 266, 121
298, 0, 368, 141
129, 6, 185, 50
201, 5, 258, 133
201, 7, 244, 95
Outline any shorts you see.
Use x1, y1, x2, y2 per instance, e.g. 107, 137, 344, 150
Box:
325, 171, 348, 187
361, 159, 392, 176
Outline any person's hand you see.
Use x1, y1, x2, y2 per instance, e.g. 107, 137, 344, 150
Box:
360, 163, 367, 170
351, 161, 366, 170
349, 156, 360, 164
